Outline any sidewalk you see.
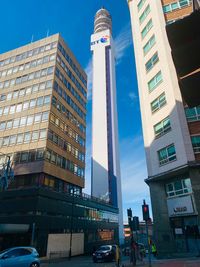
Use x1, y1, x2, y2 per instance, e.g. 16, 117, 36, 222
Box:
121, 257, 200, 267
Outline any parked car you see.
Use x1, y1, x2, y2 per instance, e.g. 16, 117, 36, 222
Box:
92, 245, 117, 262
0, 247, 40, 267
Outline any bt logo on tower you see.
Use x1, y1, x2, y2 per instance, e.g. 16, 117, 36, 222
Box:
91, 35, 109, 46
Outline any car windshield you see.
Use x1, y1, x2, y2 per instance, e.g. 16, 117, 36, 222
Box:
98, 246, 111, 251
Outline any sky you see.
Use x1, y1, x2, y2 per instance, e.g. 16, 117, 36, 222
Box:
0, 0, 151, 221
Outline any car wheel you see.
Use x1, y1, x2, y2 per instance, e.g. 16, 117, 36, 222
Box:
30, 263, 39, 267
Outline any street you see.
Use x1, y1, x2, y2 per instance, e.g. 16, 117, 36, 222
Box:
41, 255, 200, 267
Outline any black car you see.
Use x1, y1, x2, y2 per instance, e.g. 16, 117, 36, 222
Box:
92, 245, 117, 263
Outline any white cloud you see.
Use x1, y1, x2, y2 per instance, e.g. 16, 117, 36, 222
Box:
128, 92, 138, 101
114, 23, 132, 65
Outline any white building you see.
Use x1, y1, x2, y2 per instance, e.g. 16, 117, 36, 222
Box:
128, 0, 200, 256
90, 8, 124, 243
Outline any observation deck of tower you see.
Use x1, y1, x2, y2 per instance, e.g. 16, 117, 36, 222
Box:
94, 7, 112, 33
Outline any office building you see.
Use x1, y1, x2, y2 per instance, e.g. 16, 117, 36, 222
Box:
128, 0, 200, 256
90, 8, 124, 243
0, 34, 119, 256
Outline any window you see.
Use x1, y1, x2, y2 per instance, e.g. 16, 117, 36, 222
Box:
51, 152, 56, 163
10, 135, 17, 145
145, 52, 159, 72
143, 35, 155, 55
6, 120, 13, 129
32, 131, 39, 141
32, 84, 39, 92
148, 71, 163, 92
40, 129, 46, 139
19, 89, 25, 97
3, 106, 9, 115
138, 0, 146, 11
141, 19, 153, 39
13, 118, 20, 128
172, 2, 179, 9
179, 0, 189, 7
37, 97, 43, 106
34, 114, 41, 123
154, 117, 171, 138
30, 99, 36, 108
185, 106, 200, 121
23, 101, 29, 110
139, 4, 150, 24
44, 95, 51, 105
0, 122, 6, 131
39, 83, 45, 91
166, 178, 192, 197
27, 116, 34, 125
17, 134, 23, 144
163, 0, 191, 13
9, 105, 15, 114
13, 91, 18, 99
163, 4, 171, 13
24, 132, 31, 143
191, 136, 200, 153
20, 117, 26, 126
3, 137, 9, 146
158, 144, 176, 166
21, 152, 28, 162
16, 103, 22, 113
42, 111, 49, 121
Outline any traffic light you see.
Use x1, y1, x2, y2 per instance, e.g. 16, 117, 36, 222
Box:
127, 208, 132, 218
142, 204, 150, 221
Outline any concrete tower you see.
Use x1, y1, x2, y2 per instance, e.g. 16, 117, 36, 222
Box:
91, 8, 124, 243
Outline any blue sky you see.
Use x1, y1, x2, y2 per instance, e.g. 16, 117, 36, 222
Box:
0, 0, 150, 221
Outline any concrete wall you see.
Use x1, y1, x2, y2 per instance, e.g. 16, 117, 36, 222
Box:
128, 0, 194, 178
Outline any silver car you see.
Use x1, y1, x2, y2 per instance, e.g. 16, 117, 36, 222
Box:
0, 247, 40, 267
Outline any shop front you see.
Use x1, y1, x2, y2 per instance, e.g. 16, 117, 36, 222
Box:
167, 195, 200, 253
